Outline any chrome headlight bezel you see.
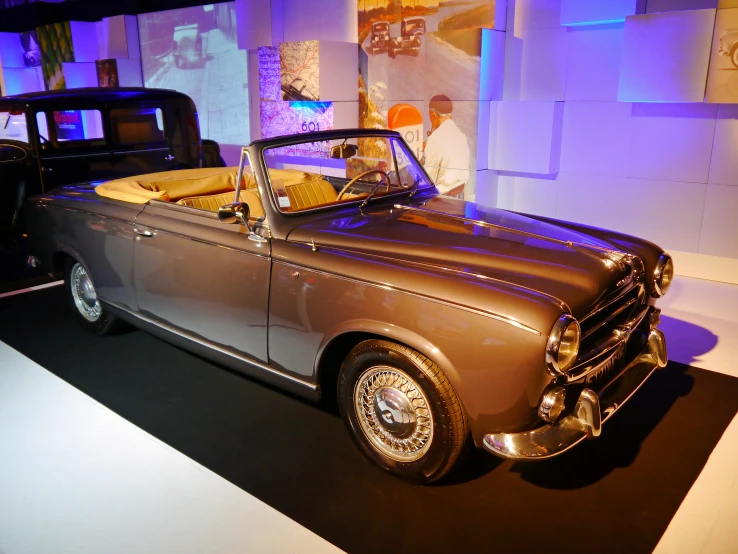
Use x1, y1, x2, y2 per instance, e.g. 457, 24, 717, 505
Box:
652, 254, 674, 298
545, 314, 581, 376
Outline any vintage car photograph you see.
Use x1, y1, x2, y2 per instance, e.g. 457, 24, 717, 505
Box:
368, 20, 391, 54
389, 16, 425, 58
172, 23, 204, 68
24, 128, 671, 484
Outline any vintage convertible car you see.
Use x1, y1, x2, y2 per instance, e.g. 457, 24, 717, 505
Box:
24, 129, 672, 483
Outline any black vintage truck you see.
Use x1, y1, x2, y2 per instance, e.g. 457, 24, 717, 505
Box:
0, 87, 224, 237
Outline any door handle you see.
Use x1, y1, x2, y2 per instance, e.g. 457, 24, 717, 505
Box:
134, 227, 155, 237
165, 154, 175, 162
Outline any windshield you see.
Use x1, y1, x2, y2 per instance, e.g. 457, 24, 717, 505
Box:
374, 23, 389, 32
261, 134, 434, 213
0, 111, 29, 143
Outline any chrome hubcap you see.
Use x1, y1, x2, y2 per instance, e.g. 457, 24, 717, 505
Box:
354, 366, 434, 462
70, 263, 102, 322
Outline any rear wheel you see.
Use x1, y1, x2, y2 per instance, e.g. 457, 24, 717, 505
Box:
64, 259, 124, 335
338, 339, 468, 484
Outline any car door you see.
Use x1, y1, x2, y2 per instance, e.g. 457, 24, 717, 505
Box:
132, 200, 270, 362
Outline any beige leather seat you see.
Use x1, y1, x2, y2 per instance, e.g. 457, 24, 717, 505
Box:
285, 178, 338, 210
177, 189, 264, 219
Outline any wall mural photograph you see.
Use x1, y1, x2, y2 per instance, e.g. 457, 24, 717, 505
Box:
358, 0, 497, 199
138, 1, 249, 146
707, 7, 738, 102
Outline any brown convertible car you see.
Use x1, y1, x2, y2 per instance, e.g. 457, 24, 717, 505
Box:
24, 129, 672, 483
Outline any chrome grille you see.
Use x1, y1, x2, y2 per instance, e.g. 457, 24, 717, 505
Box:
566, 275, 648, 385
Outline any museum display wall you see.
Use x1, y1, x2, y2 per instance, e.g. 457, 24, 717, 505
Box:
1, 0, 738, 284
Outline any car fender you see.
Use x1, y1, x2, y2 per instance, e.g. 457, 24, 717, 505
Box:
314, 317, 462, 389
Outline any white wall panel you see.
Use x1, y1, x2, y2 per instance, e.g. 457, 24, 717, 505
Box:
496, 174, 516, 209
236, 0, 275, 50
627, 103, 717, 183
507, 26, 568, 100
1, 67, 44, 95
564, 24, 624, 101
561, 0, 641, 26
98, 16, 131, 60
647, 0, 718, 11
556, 173, 706, 252
698, 185, 738, 258
282, 0, 358, 43
116, 58, 144, 87
475, 169, 499, 207
61, 62, 97, 88
70, 21, 99, 63
332, 101, 359, 129
511, 176, 558, 216
709, 105, 738, 186
618, 9, 715, 102
559, 101, 632, 176
494, 100, 564, 173
511, 0, 564, 33
0, 32, 24, 69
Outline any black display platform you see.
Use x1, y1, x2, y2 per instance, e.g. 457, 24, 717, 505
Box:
1, 287, 737, 554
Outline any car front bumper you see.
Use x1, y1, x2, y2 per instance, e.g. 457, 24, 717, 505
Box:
482, 326, 667, 459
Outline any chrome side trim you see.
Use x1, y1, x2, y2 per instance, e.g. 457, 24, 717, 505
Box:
148, 227, 270, 259
103, 301, 318, 391
274, 258, 542, 336
393, 204, 619, 255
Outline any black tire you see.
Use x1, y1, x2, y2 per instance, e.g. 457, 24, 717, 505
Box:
175, 55, 183, 69
388, 48, 397, 59
338, 339, 468, 484
64, 258, 125, 335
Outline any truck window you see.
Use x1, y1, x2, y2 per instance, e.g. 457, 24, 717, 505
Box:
1, 111, 29, 143
110, 107, 166, 145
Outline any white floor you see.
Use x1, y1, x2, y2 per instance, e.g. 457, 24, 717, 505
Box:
0, 340, 342, 554
654, 276, 738, 554
0, 276, 736, 554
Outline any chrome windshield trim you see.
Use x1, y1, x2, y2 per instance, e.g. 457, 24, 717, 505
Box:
104, 301, 317, 391
393, 204, 619, 255
274, 258, 542, 336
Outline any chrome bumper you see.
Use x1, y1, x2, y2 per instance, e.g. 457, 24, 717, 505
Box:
482, 328, 667, 459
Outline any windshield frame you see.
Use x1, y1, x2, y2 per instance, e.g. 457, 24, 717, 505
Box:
0, 105, 31, 145
253, 131, 436, 219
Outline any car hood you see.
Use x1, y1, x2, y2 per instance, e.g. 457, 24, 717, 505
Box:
286, 195, 636, 317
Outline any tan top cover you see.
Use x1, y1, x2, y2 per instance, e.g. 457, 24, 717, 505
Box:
95, 167, 257, 204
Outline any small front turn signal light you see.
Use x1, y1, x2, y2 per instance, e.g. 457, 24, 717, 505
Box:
539, 386, 566, 423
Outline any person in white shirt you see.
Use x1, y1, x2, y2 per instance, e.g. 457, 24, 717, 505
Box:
422, 94, 470, 196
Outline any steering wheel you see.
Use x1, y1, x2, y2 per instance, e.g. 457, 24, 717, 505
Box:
336, 169, 391, 201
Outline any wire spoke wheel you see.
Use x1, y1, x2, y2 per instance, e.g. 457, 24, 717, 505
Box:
354, 365, 434, 462
70, 263, 102, 323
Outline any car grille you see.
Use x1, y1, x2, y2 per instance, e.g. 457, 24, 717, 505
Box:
567, 270, 648, 386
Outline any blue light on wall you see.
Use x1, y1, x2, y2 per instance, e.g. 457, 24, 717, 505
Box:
561, 19, 626, 27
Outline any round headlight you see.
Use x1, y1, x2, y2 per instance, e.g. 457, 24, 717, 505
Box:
653, 254, 674, 297
545, 315, 581, 375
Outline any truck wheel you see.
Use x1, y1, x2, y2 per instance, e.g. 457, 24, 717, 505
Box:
731, 44, 738, 69
338, 339, 468, 484
64, 259, 124, 335
388, 47, 396, 59
175, 56, 183, 69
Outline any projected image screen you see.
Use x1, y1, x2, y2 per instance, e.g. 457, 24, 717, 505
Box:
138, 2, 249, 146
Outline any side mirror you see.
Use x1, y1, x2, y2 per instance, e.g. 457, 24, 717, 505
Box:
218, 202, 250, 226
330, 143, 358, 159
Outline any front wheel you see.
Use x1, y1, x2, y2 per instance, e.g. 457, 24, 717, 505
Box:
338, 339, 468, 484
64, 259, 124, 335
731, 44, 738, 69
